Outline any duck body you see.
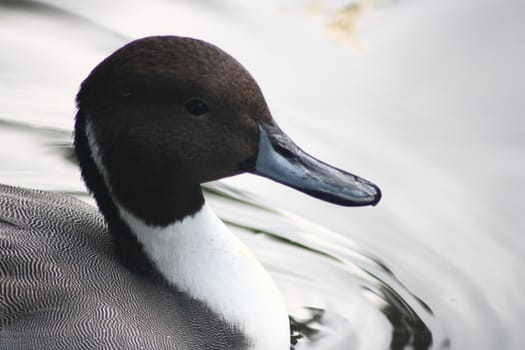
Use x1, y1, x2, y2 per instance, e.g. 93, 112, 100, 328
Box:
0, 36, 380, 349
0, 184, 251, 349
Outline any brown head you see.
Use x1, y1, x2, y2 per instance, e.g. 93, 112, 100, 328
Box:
74, 36, 380, 227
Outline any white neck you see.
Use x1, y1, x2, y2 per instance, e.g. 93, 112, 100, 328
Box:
118, 203, 290, 350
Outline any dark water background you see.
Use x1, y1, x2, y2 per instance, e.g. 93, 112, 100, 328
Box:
0, 0, 524, 349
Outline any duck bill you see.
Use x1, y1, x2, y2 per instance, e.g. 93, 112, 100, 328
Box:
242, 121, 381, 206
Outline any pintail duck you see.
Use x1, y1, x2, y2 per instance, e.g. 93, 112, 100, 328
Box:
0, 36, 381, 350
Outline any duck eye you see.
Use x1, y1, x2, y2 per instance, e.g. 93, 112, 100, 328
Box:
185, 99, 209, 116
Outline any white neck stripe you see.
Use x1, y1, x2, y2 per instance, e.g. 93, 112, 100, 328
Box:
118, 203, 290, 350
85, 119, 111, 187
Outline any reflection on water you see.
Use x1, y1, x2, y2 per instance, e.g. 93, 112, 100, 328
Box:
206, 183, 434, 350
1, 0, 525, 349
206, 184, 434, 347
307, 0, 372, 48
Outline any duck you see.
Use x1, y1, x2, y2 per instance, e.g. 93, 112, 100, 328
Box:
0, 36, 381, 350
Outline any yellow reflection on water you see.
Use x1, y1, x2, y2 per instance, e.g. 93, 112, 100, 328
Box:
306, 0, 376, 49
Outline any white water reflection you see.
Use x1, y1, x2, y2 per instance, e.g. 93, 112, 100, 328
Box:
0, 0, 524, 349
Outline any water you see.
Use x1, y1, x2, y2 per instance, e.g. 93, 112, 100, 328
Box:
1, 0, 524, 349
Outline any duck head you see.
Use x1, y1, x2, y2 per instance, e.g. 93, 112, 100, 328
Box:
75, 36, 380, 227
